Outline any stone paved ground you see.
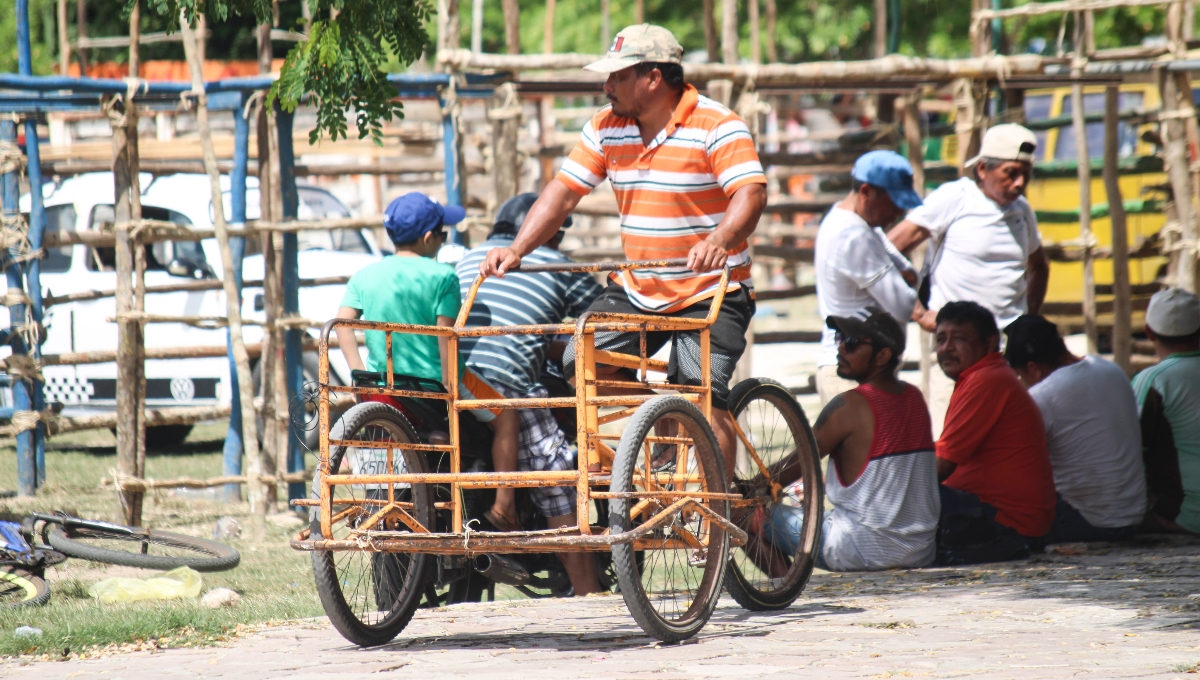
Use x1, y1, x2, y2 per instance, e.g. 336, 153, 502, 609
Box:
7, 537, 1200, 679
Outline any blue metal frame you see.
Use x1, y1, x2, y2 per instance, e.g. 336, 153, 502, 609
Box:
0, 34, 504, 497
223, 91, 251, 502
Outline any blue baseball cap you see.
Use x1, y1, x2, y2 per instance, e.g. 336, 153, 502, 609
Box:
851, 150, 923, 211
383, 192, 466, 243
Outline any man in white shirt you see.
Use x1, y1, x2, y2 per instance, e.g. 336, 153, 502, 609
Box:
1004, 315, 1146, 543
814, 150, 923, 404
888, 124, 1051, 433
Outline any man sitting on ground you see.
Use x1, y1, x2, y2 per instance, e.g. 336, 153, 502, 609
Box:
1133, 287, 1200, 534
455, 193, 603, 594
748, 310, 940, 571
1004, 315, 1145, 543
934, 301, 1056, 565
334, 193, 520, 533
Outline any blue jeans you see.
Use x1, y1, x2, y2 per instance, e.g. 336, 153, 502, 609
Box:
1043, 495, 1139, 544
936, 486, 1040, 566
764, 504, 829, 570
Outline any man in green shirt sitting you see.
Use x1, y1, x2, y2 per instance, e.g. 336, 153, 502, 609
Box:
335, 193, 520, 532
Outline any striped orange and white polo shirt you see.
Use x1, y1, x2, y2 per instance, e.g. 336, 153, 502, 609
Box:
556, 84, 766, 313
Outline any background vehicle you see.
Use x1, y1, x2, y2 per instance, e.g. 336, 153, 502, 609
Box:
9, 173, 378, 447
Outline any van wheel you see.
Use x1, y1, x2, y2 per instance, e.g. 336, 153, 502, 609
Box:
108, 424, 195, 451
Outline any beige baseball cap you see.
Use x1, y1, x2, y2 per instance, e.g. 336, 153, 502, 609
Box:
965, 123, 1039, 169
1146, 287, 1200, 337
584, 24, 684, 74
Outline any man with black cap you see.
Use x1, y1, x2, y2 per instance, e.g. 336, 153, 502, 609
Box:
454, 193, 604, 594
748, 309, 940, 571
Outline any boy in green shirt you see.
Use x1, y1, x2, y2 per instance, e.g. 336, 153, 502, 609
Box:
336, 193, 521, 532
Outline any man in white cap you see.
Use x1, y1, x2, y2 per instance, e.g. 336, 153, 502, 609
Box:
1133, 287, 1200, 534
479, 24, 767, 475
888, 123, 1051, 435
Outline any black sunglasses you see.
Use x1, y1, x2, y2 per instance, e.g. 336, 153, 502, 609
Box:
835, 331, 873, 353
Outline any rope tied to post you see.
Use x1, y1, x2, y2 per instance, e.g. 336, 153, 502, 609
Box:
1, 212, 39, 263
4, 354, 44, 384
486, 83, 521, 122
0, 141, 26, 175
10, 408, 61, 436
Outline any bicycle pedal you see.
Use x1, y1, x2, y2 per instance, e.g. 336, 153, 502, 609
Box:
688, 549, 708, 567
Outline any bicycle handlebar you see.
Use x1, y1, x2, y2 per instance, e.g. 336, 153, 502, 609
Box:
508, 258, 689, 275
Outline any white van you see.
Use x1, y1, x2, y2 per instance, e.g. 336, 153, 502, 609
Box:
10, 172, 378, 446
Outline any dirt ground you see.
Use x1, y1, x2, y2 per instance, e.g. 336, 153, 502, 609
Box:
7, 535, 1200, 679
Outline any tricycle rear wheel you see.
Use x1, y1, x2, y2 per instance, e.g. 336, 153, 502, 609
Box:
311, 402, 434, 647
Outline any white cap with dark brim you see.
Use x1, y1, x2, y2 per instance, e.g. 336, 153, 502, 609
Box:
964, 123, 1039, 169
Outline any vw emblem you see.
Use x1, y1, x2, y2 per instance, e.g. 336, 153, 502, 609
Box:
169, 377, 196, 402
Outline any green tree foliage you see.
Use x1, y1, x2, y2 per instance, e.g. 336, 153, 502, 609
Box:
137, 0, 430, 144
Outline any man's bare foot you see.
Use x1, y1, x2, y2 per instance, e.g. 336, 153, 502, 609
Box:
483, 507, 522, 532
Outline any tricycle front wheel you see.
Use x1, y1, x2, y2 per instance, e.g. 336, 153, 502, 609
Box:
609, 396, 731, 643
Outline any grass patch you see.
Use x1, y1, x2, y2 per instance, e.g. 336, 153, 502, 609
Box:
0, 420, 326, 658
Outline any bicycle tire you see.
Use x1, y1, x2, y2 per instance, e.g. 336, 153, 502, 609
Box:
0, 567, 50, 608
46, 525, 240, 572
610, 396, 730, 643
723, 378, 824, 611
311, 401, 433, 647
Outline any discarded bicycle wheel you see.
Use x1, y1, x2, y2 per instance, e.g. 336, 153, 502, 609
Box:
0, 567, 49, 608
724, 378, 824, 611
46, 525, 240, 573
311, 401, 434, 647
610, 396, 731, 643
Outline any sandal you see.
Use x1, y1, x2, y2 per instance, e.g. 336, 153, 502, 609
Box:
482, 508, 522, 533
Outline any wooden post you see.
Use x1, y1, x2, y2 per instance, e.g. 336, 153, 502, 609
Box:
196, 12, 206, 63
491, 84, 521, 207
1160, 48, 1198, 292
600, 0, 611, 49
180, 15, 267, 538
75, 0, 88, 73
1071, 17, 1097, 354
764, 0, 777, 63
502, 0, 520, 54
953, 78, 982, 174
539, 0, 556, 189
255, 20, 279, 505
634, 0, 644, 24
109, 93, 142, 525
874, 0, 887, 59
128, 1, 140, 77
703, 0, 719, 64
470, 0, 483, 53
721, 0, 738, 66
57, 0, 69, 75
1103, 85, 1131, 374
127, 9, 147, 511
749, 0, 760, 65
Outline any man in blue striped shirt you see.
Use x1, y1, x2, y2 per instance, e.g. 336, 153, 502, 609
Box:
456, 193, 604, 595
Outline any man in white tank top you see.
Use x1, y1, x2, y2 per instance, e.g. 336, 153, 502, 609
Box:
754, 310, 941, 571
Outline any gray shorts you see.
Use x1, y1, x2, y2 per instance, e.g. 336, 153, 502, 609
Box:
560, 283, 754, 411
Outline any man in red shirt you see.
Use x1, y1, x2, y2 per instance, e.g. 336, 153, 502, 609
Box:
934, 301, 1056, 565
